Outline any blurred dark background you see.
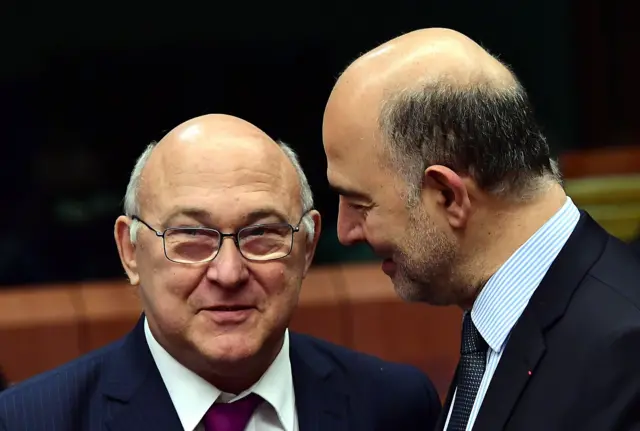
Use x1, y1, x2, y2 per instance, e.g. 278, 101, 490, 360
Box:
1, 0, 638, 286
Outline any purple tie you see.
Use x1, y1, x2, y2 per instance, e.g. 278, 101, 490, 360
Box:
203, 393, 264, 431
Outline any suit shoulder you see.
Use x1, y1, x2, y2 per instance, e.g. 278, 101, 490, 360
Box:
290, 332, 438, 394
587, 236, 640, 312
561, 235, 640, 345
291, 332, 442, 429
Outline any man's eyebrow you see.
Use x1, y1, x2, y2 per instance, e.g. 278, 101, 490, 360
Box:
162, 206, 290, 227
329, 184, 370, 201
244, 208, 289, 225
163, 207, 212, 226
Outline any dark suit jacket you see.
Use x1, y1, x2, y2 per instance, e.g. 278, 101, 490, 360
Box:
630, 235, 640, 256
437, 213, 640, 431
0, 317, 441, 431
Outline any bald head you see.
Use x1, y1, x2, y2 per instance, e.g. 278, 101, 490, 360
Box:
151, 114, 286, 179
157, 114, 274, 154
331, 28, 517, 118
123, 114, 315, 241
151, 114, 290, 186
323, 27, 559, 201
137, 114, 296, 215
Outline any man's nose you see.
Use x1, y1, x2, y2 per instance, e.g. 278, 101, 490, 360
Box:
337, 201, 365, 246
206, 237, 250, 289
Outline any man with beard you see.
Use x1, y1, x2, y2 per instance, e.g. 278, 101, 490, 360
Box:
322, 28, 640, 430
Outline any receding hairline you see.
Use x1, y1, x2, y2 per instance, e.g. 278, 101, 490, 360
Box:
124, 136, 317, 242
139, 126, 297, 191
333, 28, 519, 111
324, 29, 559, 201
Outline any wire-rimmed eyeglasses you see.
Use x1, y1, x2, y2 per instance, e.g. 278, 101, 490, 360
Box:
131, 209, 313, 264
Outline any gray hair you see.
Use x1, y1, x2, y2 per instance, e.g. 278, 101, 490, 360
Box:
378, 77, 562, 202
123, 140, 315, 243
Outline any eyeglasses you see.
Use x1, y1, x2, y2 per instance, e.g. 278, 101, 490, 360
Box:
131, 209, 312, 264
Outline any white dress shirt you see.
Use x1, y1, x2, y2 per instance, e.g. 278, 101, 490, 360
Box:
144, 319, 299, 431
444, 197, 581, 430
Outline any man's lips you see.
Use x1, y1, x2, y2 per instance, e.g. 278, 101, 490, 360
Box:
381, 258, 397, 276
201, 305, 256, 324
205, 305, 254, 311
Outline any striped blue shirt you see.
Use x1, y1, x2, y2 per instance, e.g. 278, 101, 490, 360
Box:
444, 197, 580, 430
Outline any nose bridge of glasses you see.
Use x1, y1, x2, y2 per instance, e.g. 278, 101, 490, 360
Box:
213, 231, 246, 263
219, 232, 240, 246
218, 232, 238, 243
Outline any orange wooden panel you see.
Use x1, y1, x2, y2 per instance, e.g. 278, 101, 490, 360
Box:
0, 286, 82, 383
337, 263, 461, 399
560, 146, 640, 178
77, 281, 142, 351
290, 265, 349, 346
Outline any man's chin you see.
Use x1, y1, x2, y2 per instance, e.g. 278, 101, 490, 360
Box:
199, 335, 259, 365
392, 272, 446, 304
391, 275, 424, 302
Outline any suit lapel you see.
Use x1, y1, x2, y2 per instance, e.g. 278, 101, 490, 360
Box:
100, 315, 183, 431
472, 310, 545, 430
289, 334, 349, 431
474, 213, 608, 430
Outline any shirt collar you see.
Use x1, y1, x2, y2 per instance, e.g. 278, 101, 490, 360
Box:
471, 197, 580, 353
144, 318, 295, 431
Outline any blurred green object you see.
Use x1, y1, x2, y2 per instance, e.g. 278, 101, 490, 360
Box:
565, 174, 640, 241
314, 226, 378, 264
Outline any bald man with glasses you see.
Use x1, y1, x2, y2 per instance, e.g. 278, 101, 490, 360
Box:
0, 114, 441, 431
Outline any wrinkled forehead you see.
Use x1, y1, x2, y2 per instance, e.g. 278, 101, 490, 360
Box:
139, 138, 301, 224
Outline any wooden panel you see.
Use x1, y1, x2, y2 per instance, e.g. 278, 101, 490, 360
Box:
77, 282, 142, 351
560, 146, 640, 178
337, 264, 460, 398
0, 286, 81, 382
290, 266, 349, 346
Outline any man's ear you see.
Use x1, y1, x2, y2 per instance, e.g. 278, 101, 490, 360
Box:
302, 210, 322, 277
423, 165, 471, 229
114, 216, 140, 285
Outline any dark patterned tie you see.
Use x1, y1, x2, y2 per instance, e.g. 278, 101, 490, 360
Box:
447, 312, 488, 431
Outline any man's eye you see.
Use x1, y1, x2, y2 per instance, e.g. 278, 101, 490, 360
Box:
348, 202, 369, 211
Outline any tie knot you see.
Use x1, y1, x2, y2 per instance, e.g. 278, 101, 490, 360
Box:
204, 393, 264, 431
460, 312, 487, 355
